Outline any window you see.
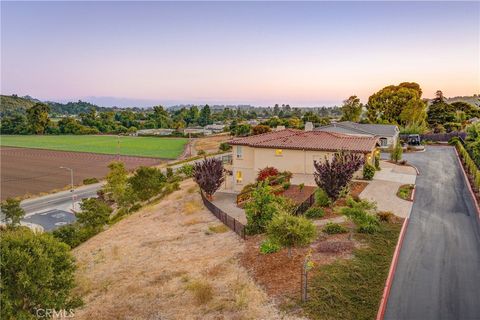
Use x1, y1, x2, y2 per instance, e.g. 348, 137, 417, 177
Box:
275, 149, 283, 156
379, 138, 388, 147
236, 146, 243, 159
236, 170, 243, 183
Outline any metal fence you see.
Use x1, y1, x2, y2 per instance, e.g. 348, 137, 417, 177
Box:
295, 193, 315, 215
200, 192, 246, 239
400, 131, 466, 142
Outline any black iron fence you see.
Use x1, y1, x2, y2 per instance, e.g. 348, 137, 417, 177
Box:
295, 193, 315, 215
200, 192, 246, 239
400, 131, 466, 142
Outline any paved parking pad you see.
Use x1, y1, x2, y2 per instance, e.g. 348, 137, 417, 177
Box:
23, 209, 77, 231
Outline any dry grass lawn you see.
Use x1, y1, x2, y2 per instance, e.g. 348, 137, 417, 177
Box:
73, 179, 300, 320
194, 134, 231, 154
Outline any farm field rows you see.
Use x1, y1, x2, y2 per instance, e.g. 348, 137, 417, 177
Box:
0, 135, 188, 159
0, 147, 164, 200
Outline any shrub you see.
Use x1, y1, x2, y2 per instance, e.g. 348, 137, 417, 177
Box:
322, 222, 348, 235
219, 142, 232, 151
282, 182, 291, 190
345, 196, 376, 210
252, 124, 271, 135
83, 177, 99, 185
244, 182, 280, 234
313, 151, 364, 201
260, 239, 281, 254
299, 183, 305, 192
266, 213, 317, 257
178, 164, 194, 178
1, 198, 25, 228
129, 166, 166, 201
377, 211, 394, 222
1, 228, 81, 319
363, 164, 375, 180
52, 223, 99, 248
197, 150, 207, 156
341, 205, 380, 233
257, 166, 279, 182
315, 188, 331, 207
166, 167, 174, 179
193, 157, 224, 199
358, 221, 381, 234
390, 142, 403, 163
374, 154, 381, 170
76, 198, 112, 229
304, 206, 325, 219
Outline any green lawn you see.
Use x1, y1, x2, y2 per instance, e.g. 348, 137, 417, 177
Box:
0, 135, 188, 159
303, 222, 402, 320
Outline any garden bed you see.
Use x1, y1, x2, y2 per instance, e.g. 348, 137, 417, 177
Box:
396, 184, 414, 201
240, 224, 358, 306
278, 185, 316, 205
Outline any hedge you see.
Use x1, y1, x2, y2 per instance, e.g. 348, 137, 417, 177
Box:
452, 139, 480, 191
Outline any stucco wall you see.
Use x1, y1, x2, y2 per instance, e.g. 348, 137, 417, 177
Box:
231, 145, 376, 191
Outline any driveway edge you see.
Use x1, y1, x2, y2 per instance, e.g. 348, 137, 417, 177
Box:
376, 217, 410, 320
453, 147, 480, 219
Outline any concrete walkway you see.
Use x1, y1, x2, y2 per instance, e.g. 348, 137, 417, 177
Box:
211, 191, 247, 224
360, 161, 417, 218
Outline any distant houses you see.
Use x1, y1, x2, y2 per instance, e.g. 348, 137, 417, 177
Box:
137, 124, 226, 137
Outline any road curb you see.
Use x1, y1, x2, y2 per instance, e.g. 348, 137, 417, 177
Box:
410, 185, 416, 202
453, 147, 480, 219
376, 217, 410, 320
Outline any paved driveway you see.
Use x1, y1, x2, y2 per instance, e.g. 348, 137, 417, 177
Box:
385, 146, 480, 320
360, 161, 417, 217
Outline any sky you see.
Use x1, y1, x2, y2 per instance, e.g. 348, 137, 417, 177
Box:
1, 1, 479, 108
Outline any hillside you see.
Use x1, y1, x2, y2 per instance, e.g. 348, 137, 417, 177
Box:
0, 94, 144, 116
0, 95, 37, 115
446, 95, 480, 107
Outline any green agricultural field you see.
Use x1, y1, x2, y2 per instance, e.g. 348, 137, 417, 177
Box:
0, 135, 188, 159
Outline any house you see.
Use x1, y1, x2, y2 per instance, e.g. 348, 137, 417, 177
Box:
205, 124, 226, 134
136, 128, 174, 136
314, 121, 399, 148
228, 129, 379, 191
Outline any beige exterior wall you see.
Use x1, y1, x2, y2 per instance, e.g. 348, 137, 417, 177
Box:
231, 145, 377, 191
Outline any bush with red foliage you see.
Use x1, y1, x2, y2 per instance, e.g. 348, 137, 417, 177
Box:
257, 167, 279, 182
313, 152, 364, 201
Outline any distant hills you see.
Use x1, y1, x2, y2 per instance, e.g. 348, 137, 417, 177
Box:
0, 95, 144, 116
445, 95, 480, 107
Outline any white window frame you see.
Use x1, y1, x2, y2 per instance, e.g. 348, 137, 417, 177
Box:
236, 146, 243, 159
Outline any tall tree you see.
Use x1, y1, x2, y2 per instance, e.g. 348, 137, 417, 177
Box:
26, 102, 50, 134
104, 161, 129, 204
198, 104, 212, 126
340, 95, 363, 122
152, 106, 172, 128
1, 228, 80, 319
367, 82, 424, 125
1, 198, 25, 227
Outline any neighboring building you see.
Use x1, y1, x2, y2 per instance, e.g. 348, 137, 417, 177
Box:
315, 121, 399, 148
228, 129, 378, 191
205, 124, 226, 134
183, 127, 209, 135
137, 128, 174, 136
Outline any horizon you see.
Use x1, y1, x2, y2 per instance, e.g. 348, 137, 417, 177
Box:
1, 1, 479, 108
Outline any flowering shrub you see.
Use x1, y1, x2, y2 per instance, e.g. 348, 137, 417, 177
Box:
257, 166, 279, 182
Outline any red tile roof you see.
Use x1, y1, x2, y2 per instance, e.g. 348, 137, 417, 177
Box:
229, 129, 378, 153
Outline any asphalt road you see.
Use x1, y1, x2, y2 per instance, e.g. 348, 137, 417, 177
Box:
385, 146, 480, 320
10, 152, 232, 231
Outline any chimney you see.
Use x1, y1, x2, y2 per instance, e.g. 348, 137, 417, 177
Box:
304, 122, 313, 131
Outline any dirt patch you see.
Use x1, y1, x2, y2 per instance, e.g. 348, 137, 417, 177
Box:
0, 146, 165, 200
72, 180, 299, 320
240, 226, 358, 306
195, 134, 231, 154
278, 185, 316, 205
